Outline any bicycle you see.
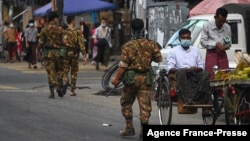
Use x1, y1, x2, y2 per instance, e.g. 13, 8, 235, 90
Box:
156, 69, 217, 125
101, 61, 124, 95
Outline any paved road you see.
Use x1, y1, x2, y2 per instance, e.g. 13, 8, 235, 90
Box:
0, 60, 227, 141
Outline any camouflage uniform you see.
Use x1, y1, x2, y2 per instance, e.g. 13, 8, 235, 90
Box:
63, 25, 86, 94
119, 38, 162, 129
38, 21, 65, 98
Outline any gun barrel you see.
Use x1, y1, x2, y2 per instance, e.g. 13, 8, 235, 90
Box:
106, 88, 115, 97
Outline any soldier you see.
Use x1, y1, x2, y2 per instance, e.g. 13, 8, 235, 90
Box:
37, 11, 66, 99
63, 16, 87, 96
111, 19, 162, 140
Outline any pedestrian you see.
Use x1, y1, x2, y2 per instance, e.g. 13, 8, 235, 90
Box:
16, 27, 22, 62
166, 28, 210, 115
63, 16, 87, 96
111, 19, 162, 140
200, 7, 231, 80
24, 20, 38, 69
90, 22, 99, 65
37, 17, 47, 69
37, 11, 65, 99
93, 17, 112, 71
80, 20, 90, 58
3, 23, 17, 63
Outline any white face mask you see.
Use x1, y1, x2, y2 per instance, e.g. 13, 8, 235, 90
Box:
101, 24, 106, 27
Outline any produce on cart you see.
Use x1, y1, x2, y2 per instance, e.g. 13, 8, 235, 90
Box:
211, 52, 250, 125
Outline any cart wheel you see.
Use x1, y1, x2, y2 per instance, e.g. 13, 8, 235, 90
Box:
224, 86, 236, 125
202, 93, 216, 125
235, 96, 250, 125
157, 79, 172, 125
202, 110, 214, 125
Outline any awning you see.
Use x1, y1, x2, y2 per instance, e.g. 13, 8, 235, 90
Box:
189, 0, 250, 17
33, 0, 116, 17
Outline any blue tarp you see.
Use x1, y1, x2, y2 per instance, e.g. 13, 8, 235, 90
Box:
33, 0, 116, 16
33, 2, 52, 17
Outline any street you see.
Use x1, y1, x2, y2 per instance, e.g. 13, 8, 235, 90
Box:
0, 60, 226, 141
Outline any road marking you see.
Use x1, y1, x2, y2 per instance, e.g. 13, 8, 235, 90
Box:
21, 71, 46, 74
0, 84, 19, 90
0, 89, 37, 92
78, 77, 102, 80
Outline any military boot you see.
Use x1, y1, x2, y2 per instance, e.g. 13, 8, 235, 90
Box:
120, 118, 135, 136
48, 86, 55, 99
62, 84, 68, 96
56, 79, 64, 97
140, 122, 148, 141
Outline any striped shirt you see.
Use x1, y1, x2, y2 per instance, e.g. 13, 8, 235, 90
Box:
25, 27, 38, 42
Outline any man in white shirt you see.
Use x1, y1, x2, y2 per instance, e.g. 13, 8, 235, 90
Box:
166, 28, 210, 116
200, 7, 231, 80
167, 28, 204, 72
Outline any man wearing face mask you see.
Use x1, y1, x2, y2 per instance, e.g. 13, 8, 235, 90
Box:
200, 7, 231, 80
167, 28, 204, 72
93, 17, 112, 71
166, 28, 211, 116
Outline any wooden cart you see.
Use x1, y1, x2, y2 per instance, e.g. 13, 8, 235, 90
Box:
210, 79, 250, 125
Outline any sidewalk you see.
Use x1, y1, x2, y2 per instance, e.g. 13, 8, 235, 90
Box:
0, 56, 120, 71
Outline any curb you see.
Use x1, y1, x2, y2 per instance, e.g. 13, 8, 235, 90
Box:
0, 58, 120, 71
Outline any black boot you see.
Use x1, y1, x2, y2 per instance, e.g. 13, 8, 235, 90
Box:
140, 122, 148, 141
57, 79, 64, 97
62, 84, 68, 96
48, 86, 55, 99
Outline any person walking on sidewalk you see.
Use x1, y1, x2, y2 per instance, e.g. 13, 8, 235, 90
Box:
93, 17, 112, 71
111, 19, 162, 140
38, 12, 65, 99
3, 23, 17, 63
63, 16, 87, 96
24, 20, 38, 69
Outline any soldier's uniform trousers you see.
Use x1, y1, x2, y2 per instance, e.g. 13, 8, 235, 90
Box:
63, 50, 79, 93
44, 49, 64, 88
120, 74, 152, 124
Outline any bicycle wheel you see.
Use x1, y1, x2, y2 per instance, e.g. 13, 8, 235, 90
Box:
157, 78, 172, 125
235, 95, 250, 125
224, 86, 237, 125
101, 62, 123, 93
102, 62, 118, 90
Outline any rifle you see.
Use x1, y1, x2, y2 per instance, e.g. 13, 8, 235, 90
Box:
106, 87, 116, 97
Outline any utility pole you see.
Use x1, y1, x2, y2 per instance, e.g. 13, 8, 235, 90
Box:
51, 0, 55, 12
55, 0, 64, 25
51, 0, 64, 25
0, 0, 2, 23
0, 0, 2, 53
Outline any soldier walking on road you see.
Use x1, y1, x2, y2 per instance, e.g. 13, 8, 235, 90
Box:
38, 12, 66, 99
63, 16, 87, 96
112, 19, 162, 140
